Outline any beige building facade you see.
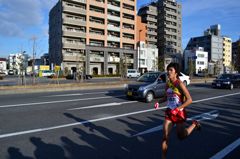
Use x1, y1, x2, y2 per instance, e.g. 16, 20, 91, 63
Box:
222, 36, 232, 67
49, 0, 137, 75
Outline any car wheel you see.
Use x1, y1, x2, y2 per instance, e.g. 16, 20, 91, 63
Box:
230, 83, 233, 90
145, 91, 154, 103
183, 81, 187, 86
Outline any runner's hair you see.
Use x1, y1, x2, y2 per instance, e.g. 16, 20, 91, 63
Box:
167, 62, 181, 78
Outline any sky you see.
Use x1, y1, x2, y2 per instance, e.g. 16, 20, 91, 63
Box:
0, 0, 239, 58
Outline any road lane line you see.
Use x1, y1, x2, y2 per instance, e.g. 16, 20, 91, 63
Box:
209, 137, 240, 159
0, 92, 239, 138
46, 91, 108, 97
0, 95, 125, 108
68, 101, 138, 110
192, 92, 240, 103
0, 107, 167, 139
132, 110, 219, 137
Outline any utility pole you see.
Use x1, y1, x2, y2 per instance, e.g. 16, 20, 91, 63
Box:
31, 36, 37, 85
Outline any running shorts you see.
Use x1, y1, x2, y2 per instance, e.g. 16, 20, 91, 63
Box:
165, 108, 187, 123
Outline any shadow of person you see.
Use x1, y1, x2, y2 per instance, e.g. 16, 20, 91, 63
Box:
30, 137, 67, 159
61, 136, 97, 159
7, 147, 33, 159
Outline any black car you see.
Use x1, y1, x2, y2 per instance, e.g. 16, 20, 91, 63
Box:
212, 74, 240, 90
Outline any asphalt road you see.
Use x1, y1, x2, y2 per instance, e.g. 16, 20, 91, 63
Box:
0, 85, 239, 159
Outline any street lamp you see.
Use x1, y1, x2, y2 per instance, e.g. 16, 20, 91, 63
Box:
138, 29, 142, 73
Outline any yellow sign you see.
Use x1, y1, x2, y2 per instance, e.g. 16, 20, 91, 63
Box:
40, 65, 50, 71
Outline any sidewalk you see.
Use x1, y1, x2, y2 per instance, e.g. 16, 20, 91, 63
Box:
0, 78, 214, 95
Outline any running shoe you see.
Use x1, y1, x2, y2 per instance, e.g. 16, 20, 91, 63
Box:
192, 120, 201, 131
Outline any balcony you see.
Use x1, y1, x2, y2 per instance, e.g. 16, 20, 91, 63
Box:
89, 0, 105, 8
63, 31, 86, 38
107, 4, 120, 11
147, 37, 157, 42
89, 10, 105, 17
122, 28, 135, 34
146, 10, 157, 16
90, 56, 104, 62
148, 31, 157, 36
62, 53, 85, 62
63, 5, 86, 15
122, 8, 135, 15
62, 42, 85, 49
107, 15, 120, 21
108, 56, 120, 63
88, 22, 105, 29
63, 18, 86, 26
146, 17, 157, 23
68, 0, 86, 3
88, 33, 105, 41
107, 36, 120, 42
147, 24, 157, 29
122, 37, 135, 44
122, 18, 135, 25
107, 25, 120, 32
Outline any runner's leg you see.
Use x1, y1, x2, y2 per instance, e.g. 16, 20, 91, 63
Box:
176, 122, 196, 140
161, 119, 173, 159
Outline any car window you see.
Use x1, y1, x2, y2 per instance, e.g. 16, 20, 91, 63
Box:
137, 72, 160, 82
218, 74, 233, 79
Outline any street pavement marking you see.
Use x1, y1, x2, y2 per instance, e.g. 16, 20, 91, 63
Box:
0, 107, 166, 139
0, 92, 239, 138
132, 110, 219, 137
46, 91, 108, 97
0, 95, 125, 108
192, 92, 240, 103
68, 101, 138, 110
209, 137, 240, 159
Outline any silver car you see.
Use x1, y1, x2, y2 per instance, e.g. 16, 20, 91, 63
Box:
125, 72, 167, 103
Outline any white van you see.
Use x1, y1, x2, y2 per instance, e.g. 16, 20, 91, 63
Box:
126, 69, 140, 78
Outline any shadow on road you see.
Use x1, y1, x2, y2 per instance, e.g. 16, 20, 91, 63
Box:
6, 95, 240, 159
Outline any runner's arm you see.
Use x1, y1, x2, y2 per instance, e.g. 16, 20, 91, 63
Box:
177, 81, 192, 109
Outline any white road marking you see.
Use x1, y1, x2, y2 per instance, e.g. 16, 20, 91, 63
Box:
0, 107, 165, 139
68, 101, 138, 110
0, 92, 239, 138
192, 92, 240, 103
46, 91, 108, 97
209, 137, 240, 159
132, 110, 219, 137
0, 95, 124, 108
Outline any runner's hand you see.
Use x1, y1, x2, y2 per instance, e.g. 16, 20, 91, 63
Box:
154, 102, 159, 109
171, 108, 179, 115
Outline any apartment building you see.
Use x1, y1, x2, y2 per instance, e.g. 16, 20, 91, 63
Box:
137, 0, 182, 71
157, 0, 182, 56
138, 2, 158, 48
8, 53, 29, 75
222, 37, 232, 67
49, 0, 137, 75
186, 25, 223, 63
232, 39, 240, 72
184, 47, 208, 75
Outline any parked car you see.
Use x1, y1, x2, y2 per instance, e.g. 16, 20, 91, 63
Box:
212, 74, 240, 90
126, 69, 141, 78
8, 70, 14, 75
41, 70, 55, 77
179, 72, 191, 86
66, 74, 92, 80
